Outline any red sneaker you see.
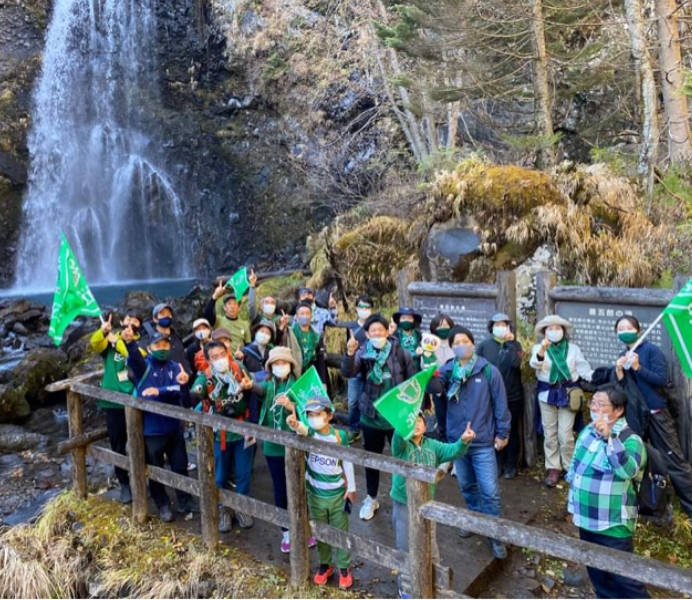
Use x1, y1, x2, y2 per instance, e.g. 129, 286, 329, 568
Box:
313, 565, 334, 586
338, 568, 353, 590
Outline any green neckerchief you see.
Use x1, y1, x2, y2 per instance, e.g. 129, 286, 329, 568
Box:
398, 329, 421, 353
292, 323, 319, 366
259, 375, 296, 429
361, 340, 392, 385
547, 339, 571, 384
449, 354, 477, 401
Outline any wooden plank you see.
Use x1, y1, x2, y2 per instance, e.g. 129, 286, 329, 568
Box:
495, 271, 517, 324
87, 444, 129, 469
45, 370, 103, 393
408, 281, 498, 300
58, 427, 108, 454
70, 382, 441, 483
196, 424, 219, 550
407, 479, 434, 599
66, 391, 87, 500
285, 446, 310, 588
147, 465, 201, 497
218, 489, 287, 528
535, 270, 556, 321
549, 285, 673, 307
421, 502, 692, 596
522, 381, 537, 468
125, 406, 149, 524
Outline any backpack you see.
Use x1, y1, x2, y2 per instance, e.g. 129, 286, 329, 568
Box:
619, 429, 671, 522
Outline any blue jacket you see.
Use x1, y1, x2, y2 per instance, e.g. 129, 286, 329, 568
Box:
126, 341, 190, 436
618, 340, 669, 411
429, 356, 511, 447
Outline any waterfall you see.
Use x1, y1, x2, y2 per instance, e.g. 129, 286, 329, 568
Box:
14, 0, 191, 290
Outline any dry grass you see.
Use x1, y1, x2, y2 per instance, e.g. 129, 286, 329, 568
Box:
0, 491, 360, 599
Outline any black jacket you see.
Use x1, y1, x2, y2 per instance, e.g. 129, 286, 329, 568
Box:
242, 342, 270, 374
476, 338, 524, 403
139, 321, 192, 377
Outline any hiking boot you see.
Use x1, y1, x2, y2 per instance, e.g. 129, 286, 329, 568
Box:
544, 469, 561, 487
308, 535, 317, 548
338, 568, 353, 589
159, 505, 174, 523
218, 507, 233, 533
489, 539, 508, 560
359, 496, 379, 520
281, 531, 291, 553
313, 564, 334, 586
503, 466, 517, 480
347, 430, 361, 444
236, 512, 254, 529
458, 529, 474, 538
118, 484, 132, 505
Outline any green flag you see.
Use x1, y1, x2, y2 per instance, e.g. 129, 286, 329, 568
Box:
48, 234, 101, 346
225, 267, 250, 299
663, 278, 692, 377
374, 365, 437, 440
287, 366, 330, 426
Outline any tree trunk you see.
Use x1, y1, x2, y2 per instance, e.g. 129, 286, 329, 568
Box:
656, 0, 692, 163
529, 0, 555, 170
447, 100, 460, 149
624, 0, 660, 205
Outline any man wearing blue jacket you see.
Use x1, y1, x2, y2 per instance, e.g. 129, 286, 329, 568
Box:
125, 329, 194, 522
429, 325, 511, 559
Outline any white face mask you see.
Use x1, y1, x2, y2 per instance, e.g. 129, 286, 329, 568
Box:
308, 416, 327, 430
492, 326, 507, 339
590, 412, 612, 425
195, 328, 210, 340
255, 331, 271, 346
357, 308, 372, 321
370, 336, 387, 350
272, 364, 290, 379
546, 329, 564, 343
263, 303, 276, 317
212, 357, 230, 373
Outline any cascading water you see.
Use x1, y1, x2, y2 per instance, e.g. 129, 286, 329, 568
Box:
14, 0, 191, 290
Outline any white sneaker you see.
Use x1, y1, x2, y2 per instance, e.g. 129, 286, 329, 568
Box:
280, 531, 291, 553
451, 464, 457, 477
359, 495, 379, 520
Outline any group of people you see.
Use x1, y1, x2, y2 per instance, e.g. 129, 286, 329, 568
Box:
90, 277, 692, 599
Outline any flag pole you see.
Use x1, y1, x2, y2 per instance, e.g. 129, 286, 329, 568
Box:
627, 311, 665, 355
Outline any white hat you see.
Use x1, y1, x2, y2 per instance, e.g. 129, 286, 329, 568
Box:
192, 318, 211, 330
534, 315, 574, 337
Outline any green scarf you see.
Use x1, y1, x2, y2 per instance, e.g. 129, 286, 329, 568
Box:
449, 355, 477, 401
398, 329, 421, 354
260, 375, 296, 430
361, 340, 392, 385
292, 323, 319, 367
547, 339, 571, 384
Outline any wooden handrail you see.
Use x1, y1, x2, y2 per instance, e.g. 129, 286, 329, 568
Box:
70, 382, 443, 484
46, 370, 103, 393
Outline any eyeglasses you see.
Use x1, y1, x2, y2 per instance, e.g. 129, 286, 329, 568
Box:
588, 401, 612, 410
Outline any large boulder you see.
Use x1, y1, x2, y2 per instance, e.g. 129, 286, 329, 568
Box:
419, 220, 482, 282
0, 384, 31, 423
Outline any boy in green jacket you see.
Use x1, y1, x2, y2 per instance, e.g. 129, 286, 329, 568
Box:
391, 413, 476, 599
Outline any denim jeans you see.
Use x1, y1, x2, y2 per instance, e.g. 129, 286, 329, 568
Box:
347, 377, 363, 431
214, 438, 253, 496
454, 444, 502, 519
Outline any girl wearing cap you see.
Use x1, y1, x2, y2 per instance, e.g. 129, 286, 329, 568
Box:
530, 315, 593, 487
390, 307, 423, 371
253, 346, 317, 553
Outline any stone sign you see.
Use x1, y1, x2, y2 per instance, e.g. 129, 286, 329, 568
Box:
555, 301, 674, 371
410, 293, 496, 344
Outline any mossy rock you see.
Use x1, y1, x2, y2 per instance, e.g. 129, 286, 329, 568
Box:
0, 384, 31, 423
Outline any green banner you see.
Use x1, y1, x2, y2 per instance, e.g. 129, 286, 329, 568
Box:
225, 266, 250, 299
663, 278, 692, 378
374, 365, 437, 440
48, 233, 101, 346
286, 366, 330, 426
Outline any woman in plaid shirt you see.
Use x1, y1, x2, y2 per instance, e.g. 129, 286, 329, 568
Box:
566, 385, 649, 599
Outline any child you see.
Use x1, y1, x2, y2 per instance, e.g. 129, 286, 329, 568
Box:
390, 413, 476, 599
287, 396, 356, 590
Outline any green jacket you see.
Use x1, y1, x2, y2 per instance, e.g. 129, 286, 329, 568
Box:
90, 329, 145, 409
390, 433, 468, 505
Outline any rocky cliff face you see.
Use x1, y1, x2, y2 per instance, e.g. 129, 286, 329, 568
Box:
0, 0, 399, 287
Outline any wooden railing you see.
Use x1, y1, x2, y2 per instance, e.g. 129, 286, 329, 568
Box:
47, 374, 692, 598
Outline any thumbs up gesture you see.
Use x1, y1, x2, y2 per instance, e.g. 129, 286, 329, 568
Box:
176, 363, 189, 386
347, 329, 359, 356
234, 344, 244, 361
240, 374, 253, 390
461, 421, 476, 444
213, 278, 226, 301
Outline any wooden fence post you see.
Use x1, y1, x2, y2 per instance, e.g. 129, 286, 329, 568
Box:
406, 478, 434, 599
286, 446, 310, 588
535, 269, 556, 321
196, 424, 219, 550
66, 391, 87, 500
672, 275, 692, 460
495, 270, 517, 323
125, 406, 149, 524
